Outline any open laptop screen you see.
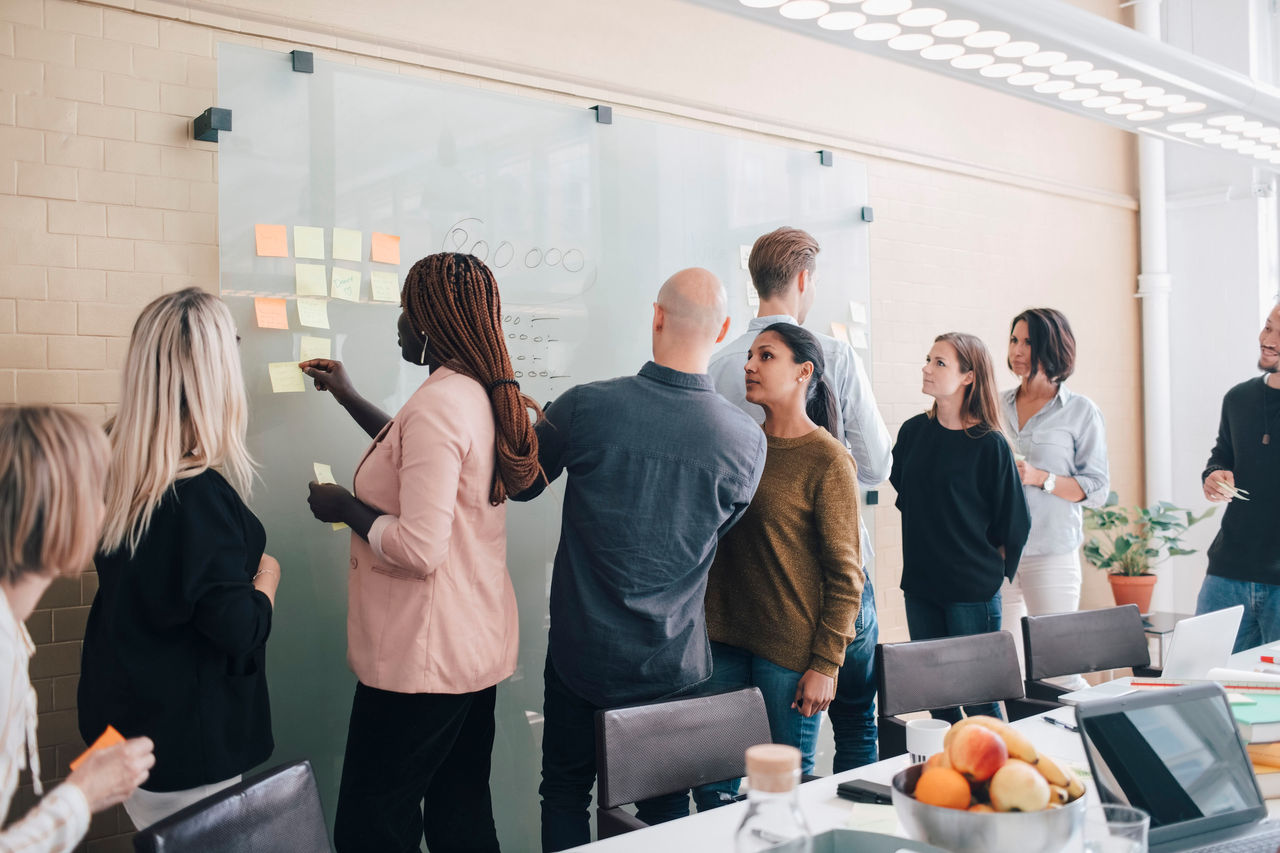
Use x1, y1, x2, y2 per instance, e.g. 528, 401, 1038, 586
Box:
1077, 684, 1265, 845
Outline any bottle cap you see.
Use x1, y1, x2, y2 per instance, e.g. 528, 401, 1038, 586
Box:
744, 743, 801, 793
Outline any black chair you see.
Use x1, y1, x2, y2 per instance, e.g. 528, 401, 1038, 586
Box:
875, 631, 1058, 758
594, 687, 772, 839
132, 760, 331, 853
1022, 604, 1160, 703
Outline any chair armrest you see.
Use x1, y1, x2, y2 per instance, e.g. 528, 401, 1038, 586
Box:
1005, 698, 1062, 721
597, 806, 648, 839
877, 716, 908, 758
1024, 680, 1068, 704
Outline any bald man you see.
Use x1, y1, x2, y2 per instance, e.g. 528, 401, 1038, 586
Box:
514, 268, 766, 851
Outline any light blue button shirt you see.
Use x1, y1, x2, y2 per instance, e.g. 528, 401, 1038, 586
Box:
709, 314, 892, 563
1001, 384, 1110, 557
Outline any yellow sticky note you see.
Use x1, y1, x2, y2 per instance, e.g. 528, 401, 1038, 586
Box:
331, 267, 361, 303
254, 224, 288, 257
254, 297, 289, 330
268, 361, 305, 393
299, 335, 331, 362
371, 232, 400, 265
831, 321, 848, 341
333, 228, 362, 262
370, 270, 399, 303
295, 263, 327, 297
296, 298, 329, 330
312, 463, 347, 530
294, 226, 325, 260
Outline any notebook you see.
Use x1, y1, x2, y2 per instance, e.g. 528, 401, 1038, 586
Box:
1076, 682, 1280, 852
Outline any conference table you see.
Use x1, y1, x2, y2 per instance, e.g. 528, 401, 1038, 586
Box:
569, 640, 1280, 851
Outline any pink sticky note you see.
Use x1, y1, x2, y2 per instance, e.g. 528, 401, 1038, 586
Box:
254, 297, 289, 330
255, 224, 288, 258
371, 232, 400, 265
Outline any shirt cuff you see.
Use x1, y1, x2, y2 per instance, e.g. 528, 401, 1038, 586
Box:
48, 782, 92, 849
367, 514, 396, 564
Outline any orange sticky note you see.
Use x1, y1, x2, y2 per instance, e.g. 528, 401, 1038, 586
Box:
70, 725, 125, 771
371, 232, 400, 265
254, 297, 289, 330
255, 224, 288, 258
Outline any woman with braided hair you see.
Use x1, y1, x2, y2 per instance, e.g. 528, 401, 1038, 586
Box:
301, 252, 541, 853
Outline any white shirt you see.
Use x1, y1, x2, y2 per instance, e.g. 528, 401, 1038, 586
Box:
0, 592, 90, 853
709, 313, 892, 563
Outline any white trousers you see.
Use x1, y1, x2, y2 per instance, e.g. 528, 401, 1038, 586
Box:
123, 774, 242, 830
1001, 551, 1088, 692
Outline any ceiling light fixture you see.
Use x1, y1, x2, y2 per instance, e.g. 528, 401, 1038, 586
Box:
690, 0, 1280, 170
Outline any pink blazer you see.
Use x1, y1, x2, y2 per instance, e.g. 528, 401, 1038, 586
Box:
348, 366, 518, 694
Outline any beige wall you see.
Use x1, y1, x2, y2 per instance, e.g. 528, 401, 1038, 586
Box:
0, 0, 1142, 847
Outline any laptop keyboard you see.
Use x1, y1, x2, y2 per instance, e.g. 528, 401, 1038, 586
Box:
1189, 825, 1280, 852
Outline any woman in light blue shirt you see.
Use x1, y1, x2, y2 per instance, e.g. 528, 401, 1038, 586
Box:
1001, 308, 1110, 689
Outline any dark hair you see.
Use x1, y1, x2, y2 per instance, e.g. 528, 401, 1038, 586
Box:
1009, 308, 1076, 384
930, 332, 1006, 439
402, 253, 543, 504
761, 322, 839, 438
749, 227, 820, 300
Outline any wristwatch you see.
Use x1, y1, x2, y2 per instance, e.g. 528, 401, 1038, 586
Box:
1042, 473, 1057, 494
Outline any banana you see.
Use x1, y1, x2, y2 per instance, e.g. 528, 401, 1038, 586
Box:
1035, 753, 1085, 801
963, 716, 1040, 765
1047, 784, 1069, 805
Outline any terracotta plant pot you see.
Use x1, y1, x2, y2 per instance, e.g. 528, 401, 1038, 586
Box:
1107, 573, 1157, 614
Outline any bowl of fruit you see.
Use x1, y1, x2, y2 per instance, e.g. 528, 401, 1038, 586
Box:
891, 716, 1087, 853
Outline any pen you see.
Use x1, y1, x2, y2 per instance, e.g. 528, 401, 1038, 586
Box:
1043, 716, 1078, 733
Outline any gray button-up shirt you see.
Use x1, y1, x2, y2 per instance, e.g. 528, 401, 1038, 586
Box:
1001, 384, 1110, 557
516, 361, 766, 708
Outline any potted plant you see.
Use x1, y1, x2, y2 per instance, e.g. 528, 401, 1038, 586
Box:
1082, 493, 1216, 613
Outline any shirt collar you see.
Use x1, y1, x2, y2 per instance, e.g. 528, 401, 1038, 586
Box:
0, 591, 33, 659
1003, 383, 1073, 411
639, 361, 715, 391
748, 314, 797, 331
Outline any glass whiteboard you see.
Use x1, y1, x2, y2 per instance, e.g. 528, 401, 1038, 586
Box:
217, 42, 871, 849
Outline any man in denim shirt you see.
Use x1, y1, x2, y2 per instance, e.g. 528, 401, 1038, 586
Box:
515, 267, 766, 852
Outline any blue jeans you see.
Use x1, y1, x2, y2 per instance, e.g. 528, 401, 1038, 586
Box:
690, 643, 822, 812
539, 655, 690, 852
828, 576, 879, 773
1196, 575, 1280, 653
903, 593, 1004, 723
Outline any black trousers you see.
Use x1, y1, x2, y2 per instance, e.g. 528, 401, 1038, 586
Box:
334, 682, 500, 853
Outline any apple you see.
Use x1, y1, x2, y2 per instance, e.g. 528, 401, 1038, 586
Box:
989, 758, 1051, 812
947, 723, 1008, 782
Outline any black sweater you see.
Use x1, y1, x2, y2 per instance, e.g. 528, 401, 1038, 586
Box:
891, 413, 1031, 604
78, 470, 274, 792
1203, 376, 1280, 583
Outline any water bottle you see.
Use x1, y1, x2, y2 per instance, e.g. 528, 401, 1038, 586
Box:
734, 744, 813, 853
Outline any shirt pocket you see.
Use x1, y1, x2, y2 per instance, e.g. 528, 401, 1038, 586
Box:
1029, 428, 1074, 474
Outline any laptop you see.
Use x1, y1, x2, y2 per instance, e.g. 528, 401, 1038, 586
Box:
1058, 605, 1245, 705
1076, 682, 1280, 852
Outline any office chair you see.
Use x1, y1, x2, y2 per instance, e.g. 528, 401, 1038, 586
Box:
132, 760, 331, 853
595, 687, 772, 839
1022, 604, 1159, 703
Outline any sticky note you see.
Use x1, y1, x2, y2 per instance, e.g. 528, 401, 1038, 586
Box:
254, 297, 289, 330
294, 226, 325, 260
333, 228, 362, 262
831, 321, 849, 341
331, 267, 361, 302
739, 244, 752, 270
296, 297, 329, 330
254, 224, 287, 258
848, 328, 869, 350
295, 263, 327, 297
268, 361, 306, 393
70, 725, 125, 771
848, 301, 868, 325
312, 463, 347, 529
371, 232, 400, 265
299, 335, 331, 362
370, 270, 399, 303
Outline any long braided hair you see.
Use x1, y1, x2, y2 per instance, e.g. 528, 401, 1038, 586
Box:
402, 253, 543, 504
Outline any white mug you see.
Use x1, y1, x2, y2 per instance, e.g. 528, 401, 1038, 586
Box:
906, 718, 951, 764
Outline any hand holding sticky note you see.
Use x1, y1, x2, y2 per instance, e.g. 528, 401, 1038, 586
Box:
313, 463, 349, 531
70, 725, 126, 771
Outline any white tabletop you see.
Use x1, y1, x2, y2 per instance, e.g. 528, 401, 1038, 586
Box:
572, 640, 1280, 852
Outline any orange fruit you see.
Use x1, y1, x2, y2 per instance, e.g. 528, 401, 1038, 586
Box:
914, 767, 971, 810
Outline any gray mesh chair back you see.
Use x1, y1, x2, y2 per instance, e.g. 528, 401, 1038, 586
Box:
132, 760, 331, 853
594, 687, 771, 838
1022, 604, 1152, 701
876, 631, 1053, 757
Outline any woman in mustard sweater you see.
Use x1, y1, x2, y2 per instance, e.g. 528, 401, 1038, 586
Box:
695, 323, 863, 808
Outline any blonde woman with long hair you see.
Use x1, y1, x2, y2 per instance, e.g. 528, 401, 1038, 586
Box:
889, 332, 1030, 723
0, 406, 155, 852
78, 289, 281, 829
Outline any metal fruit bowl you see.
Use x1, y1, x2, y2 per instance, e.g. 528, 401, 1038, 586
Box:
891, 763, 1086, 853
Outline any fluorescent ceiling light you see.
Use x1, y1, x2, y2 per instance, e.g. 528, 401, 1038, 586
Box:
688, 0, 1280, 170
